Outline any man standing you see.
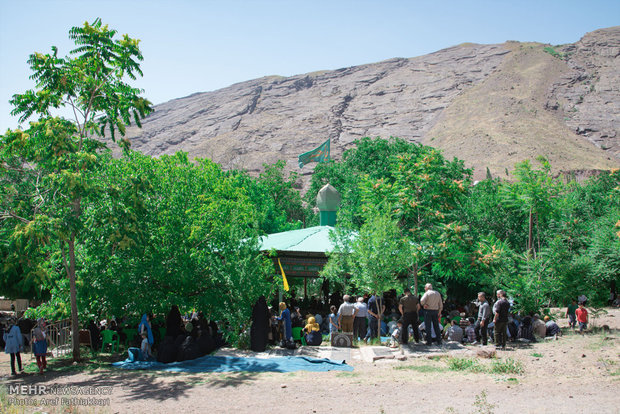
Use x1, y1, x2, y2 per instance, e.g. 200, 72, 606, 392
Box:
475, 292, 491, 346
353, 297, 368, 341
366, 292, 385, 342
337, 295, 357, 333
420, 283, 443, 346
399, 288, 420, 344
493, 290, 510, 349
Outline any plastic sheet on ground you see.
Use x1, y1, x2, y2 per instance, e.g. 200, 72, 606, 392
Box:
111, 354, 354, 373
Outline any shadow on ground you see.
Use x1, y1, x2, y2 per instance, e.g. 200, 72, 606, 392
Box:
2, 352, 274, 401
203, 371, 264, 388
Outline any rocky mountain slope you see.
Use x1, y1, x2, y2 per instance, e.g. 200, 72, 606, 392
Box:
121, 27, 620, 183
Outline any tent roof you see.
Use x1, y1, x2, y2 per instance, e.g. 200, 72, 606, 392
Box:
259, 226, 338, 253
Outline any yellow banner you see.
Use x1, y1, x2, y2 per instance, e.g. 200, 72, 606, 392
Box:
277, 258, 290, 291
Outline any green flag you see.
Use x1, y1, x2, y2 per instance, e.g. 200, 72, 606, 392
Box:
298, 139, 330, 168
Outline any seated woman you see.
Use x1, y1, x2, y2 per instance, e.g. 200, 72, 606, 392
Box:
303, 317, 322, 346
518, 316, 536, 342
291, 307, 304, 328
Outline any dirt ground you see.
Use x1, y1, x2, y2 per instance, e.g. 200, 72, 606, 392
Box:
2, 308, 619, 414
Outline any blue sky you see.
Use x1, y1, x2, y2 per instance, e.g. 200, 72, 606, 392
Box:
1, 0, 618, 130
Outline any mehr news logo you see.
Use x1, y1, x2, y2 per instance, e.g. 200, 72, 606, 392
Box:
6, 384, 112, 407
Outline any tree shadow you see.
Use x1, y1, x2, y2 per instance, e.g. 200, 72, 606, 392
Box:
203, 371, 264, 388
4, 354, 283, 401
63, 371, 193, 402
4, 369, 192, 402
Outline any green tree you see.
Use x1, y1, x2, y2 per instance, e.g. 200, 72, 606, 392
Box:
1, 19, 151, 360
465, 164, 619, 311
360, 144, 475, 295
500, 157, 562, 256
322, 138, 478, 332
305, 136, 422, 228
323, 213, 411, 334
78, 151, 273, 343
256, 160, 304, 230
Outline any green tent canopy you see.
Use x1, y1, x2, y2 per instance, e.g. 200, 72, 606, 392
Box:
259, 225, 357, 279
259, 226, 336, 254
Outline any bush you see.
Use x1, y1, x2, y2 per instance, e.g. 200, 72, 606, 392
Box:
490, 357, 524, 375
446, 357, 484, 372
543, 46, 563, 59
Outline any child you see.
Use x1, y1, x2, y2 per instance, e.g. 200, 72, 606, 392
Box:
140, 331, 153, 360
3, 319, 24, 375
575, 302, 588, 334
390, 320, 403, 348
32, 318, 48, 374
328, 305, 339, 336
566, 299, 578, 329
138, 313, 154, 347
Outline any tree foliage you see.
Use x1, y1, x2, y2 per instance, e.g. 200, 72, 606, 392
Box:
2, 19, 152, 360
320, 138, 477, 299
316, 138, 619, 312
466, 165, 620, 312
76, 151, 273, 342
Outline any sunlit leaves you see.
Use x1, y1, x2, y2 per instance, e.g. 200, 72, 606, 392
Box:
10, 18, 151, 141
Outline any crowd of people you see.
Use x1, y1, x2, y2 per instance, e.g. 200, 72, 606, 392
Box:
1, 317, 48, 375
0, 287, 601, 372
255, 284, 590, 351
0, 306, 227, 373
86, 306, 227, 363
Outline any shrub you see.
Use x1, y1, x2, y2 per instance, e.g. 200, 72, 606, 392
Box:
543, 46, 563, 59
490, 358, 524, 375
446, 357, 484, 373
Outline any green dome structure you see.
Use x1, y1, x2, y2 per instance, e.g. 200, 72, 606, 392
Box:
316, 183, 341, 227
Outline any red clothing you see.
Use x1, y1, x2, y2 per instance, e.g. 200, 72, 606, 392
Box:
576, 307, 588, 323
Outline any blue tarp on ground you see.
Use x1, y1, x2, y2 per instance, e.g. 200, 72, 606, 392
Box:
111, 354, 353, 373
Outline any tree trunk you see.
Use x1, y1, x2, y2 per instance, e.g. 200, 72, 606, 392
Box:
528, 207, 533, 255
413, 264, 419, 296
377, 308, 382, 343
68, 234, 80, 361
377, 295, 383, 343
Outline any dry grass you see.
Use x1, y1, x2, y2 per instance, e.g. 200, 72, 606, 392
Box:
424, 42, 619, 180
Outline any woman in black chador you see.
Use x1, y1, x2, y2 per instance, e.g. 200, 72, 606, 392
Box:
165, 305, 184, 339
250, 296, 270, 352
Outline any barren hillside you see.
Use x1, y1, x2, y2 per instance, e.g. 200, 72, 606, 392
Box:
120, 27, 620, 183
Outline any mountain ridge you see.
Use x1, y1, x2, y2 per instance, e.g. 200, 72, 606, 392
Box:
120, 26, 620, 184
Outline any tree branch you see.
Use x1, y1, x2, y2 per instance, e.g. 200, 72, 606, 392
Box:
1, 211, 31, 224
